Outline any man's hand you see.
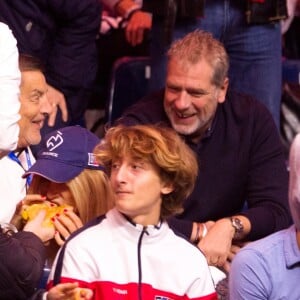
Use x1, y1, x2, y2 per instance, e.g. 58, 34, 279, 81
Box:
10, 194, 47, 229
47, 84, 68, 126
125, 11, 152, 46
47, 282, 93, 300
198, 218, 235, 268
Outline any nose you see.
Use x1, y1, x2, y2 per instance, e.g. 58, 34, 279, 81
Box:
111, 164, 128, 185
174, 91, 190, 110
40, 93, 52, 116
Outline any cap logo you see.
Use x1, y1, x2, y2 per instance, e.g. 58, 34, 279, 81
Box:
47, 131, 63, 151
88, 153, 100, 167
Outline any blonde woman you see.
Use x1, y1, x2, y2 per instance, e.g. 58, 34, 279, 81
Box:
19, 126, 114, 300
21, 126, 114, 263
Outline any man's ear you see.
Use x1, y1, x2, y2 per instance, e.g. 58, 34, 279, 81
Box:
217, 77, 229, 104
161, 182, 174, 195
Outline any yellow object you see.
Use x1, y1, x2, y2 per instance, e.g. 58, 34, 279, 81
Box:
21, 203, 72, 227
74, 288, 91, 300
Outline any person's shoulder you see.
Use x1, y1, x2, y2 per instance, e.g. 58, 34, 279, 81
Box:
236, 228, 289, 260
231, 228, 292, 288
226, 89, 271, 113
116, 89, 166, 126
168, 228, 208, 259
0, 22, 10, 34
65, 214, 107, 245
0, 154, 21, 172
130, 89, 164, 109
223, 89, 277, 129
165, 228, 215, 276
0, 22, 17, 50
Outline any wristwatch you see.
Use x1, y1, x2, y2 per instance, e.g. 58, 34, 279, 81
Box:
229, 217, 244, 240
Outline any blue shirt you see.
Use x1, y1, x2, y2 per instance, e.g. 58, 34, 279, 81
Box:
229, 225, 300, 299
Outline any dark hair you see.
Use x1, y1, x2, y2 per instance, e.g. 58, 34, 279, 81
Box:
19, 54, 45, 73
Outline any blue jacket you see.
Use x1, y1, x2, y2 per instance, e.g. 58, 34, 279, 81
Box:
0, 0, 101, 123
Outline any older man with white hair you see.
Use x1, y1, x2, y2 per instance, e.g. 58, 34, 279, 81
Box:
229, 133, 300, 300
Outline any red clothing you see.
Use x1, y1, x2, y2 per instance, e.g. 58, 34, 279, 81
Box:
49, 209, 218, 300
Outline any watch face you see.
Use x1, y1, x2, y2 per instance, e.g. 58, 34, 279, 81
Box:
230, 217, 243, 239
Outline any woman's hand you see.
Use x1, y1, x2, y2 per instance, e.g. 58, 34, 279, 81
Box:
52, 209, 83, 246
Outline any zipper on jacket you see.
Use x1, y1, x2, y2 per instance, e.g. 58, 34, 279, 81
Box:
137, 226, 148, 300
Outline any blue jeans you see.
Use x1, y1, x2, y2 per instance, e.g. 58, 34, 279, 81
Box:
149, 0, 282, 128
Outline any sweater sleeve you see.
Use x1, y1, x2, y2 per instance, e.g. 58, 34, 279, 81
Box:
240, 104, 291, 240
0, 231, 46, 298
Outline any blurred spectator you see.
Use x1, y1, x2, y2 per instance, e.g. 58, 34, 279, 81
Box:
281, 0, 300, 34
0, 0, 101, 141
282, 0, 300, 59
0, 54, 51, 223
0, 22, 20, 159
88, 1, 150, 113
0, 210, 55, 300
0, 22, 54, 300
229, 133, 300, 300
104, 0, 287, 128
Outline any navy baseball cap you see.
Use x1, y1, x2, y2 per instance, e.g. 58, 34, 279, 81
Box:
23, 126, 104, 183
